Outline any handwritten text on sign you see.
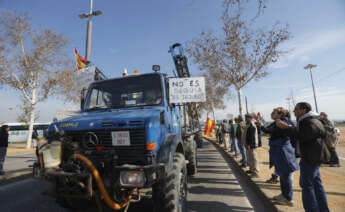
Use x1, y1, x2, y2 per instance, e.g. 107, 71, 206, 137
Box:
169, 77, 206, 103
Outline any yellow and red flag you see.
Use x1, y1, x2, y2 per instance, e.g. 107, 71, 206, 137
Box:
203, 117, 215, 137
74, 48, 89, 70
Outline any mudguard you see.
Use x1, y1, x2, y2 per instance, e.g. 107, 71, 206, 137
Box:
156, 134, 184, 172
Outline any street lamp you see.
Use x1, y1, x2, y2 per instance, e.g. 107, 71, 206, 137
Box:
79, 0, 102, 61
286, 97, 291, 113
304, 64, 318, 113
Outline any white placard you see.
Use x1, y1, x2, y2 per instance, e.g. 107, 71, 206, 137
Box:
111, 131, 130, 146
75, 65, 95, 89
169, 77, 206, 103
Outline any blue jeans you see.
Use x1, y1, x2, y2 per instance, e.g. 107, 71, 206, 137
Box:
258, 131, 262, 147
300, 159, 330, 212
231, 137, 239, 155
237, 139, 247, 165
0, 147, 7, 172
280, 172, 293, 201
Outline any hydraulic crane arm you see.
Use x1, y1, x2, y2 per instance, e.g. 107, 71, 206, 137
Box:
169, 43, 190, 78
169, 43, 201, 133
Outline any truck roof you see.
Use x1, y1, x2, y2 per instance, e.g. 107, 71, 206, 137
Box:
93, 72, 166, 84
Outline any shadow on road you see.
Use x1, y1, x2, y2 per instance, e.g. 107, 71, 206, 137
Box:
189, 186, 245, 197
188, 200, 253, 212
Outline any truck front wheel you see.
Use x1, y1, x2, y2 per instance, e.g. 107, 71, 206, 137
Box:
153, 152, 188, 212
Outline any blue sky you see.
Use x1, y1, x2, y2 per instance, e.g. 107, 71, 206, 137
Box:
0, 0, 345, 122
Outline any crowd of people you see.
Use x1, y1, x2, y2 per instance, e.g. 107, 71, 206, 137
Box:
214, 102, 341, 211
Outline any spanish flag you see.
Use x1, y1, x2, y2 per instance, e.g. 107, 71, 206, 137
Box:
203, 117, 215, 137
74, 48, 89, 70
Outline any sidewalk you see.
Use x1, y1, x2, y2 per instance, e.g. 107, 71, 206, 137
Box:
0, 144, 34, 183
7, 143, 35, 155
205, 136, 345, 212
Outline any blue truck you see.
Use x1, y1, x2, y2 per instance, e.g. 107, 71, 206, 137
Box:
37, 43, 203, 211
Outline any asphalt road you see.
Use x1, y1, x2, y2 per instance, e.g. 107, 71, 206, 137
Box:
4, 152, 36, 172
0, 139, 267, 212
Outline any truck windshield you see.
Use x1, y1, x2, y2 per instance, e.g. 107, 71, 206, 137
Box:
85, 74, 163, 110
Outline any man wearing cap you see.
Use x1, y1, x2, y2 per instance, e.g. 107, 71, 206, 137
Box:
244, 114, 260, 178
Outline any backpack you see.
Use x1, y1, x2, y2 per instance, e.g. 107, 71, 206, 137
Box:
307, 117, 331, 164
316, 117, 339, 148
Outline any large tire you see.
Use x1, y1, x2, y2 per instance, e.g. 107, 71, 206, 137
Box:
56, 196, 94, 211
153, 153, 188, 212
187, 141, 197, 176
54, 178, 96, 211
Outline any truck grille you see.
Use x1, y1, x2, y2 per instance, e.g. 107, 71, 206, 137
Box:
65, 128, 147, 165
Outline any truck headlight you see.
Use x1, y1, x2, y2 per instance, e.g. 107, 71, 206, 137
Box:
120, 171, 146, 187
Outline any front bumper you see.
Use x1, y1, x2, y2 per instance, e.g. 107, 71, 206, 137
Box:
43, 163, 166, 189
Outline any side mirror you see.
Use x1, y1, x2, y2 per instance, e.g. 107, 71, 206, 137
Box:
80, 87, 87, 111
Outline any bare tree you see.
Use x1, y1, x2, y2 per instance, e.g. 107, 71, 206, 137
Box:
16, 99, 39, 123
224, 0, 268, 19
0, 11, 83, 148
198, 73, 228, 122
186, 0, 290, 116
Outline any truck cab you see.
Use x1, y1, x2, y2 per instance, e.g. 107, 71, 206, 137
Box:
52, 72, 182, 165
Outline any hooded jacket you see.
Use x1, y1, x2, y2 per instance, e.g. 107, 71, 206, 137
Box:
0, 126, 9, 147
288, 111, 326, 164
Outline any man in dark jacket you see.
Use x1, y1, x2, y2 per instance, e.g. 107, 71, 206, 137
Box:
244, 114, 259, 178
277, 102, 330, 212
0, 125, 10, 175
236, 116, 247, 167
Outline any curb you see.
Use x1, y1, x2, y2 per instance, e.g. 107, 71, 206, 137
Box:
203, 136, 279, 212
0, 168, 33, 186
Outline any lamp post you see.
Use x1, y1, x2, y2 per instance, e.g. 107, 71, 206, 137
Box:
304, 64, 318, 113
286, 97, 291, 113
79, 0, 102, 61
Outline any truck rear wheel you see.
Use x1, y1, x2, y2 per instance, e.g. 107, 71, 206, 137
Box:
153, 152, 187, 212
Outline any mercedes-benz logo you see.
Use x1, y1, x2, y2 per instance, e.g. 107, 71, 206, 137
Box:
83, 132, 99, 147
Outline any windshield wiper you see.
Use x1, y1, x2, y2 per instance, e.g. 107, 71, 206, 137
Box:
86, 106, 111, 111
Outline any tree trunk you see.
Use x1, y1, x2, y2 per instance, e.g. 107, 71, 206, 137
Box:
211, 102, 217, 123
236, 87, 243, 117
26, 108, 35, 148
26, 87, 36, 149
